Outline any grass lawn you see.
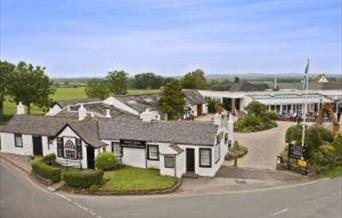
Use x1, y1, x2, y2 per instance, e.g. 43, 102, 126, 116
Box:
100, 166, 176, 192
322, 166, 342, 178
1, 87, 160, 123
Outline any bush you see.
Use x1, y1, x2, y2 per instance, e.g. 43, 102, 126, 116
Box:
265, 111, 278, 120
227, 141, 248, 160
42, 153, 56, 165
63, 170, 104, 188
310, 148, 337, 173
31, 159, 61, 183
95, 152, 118, 171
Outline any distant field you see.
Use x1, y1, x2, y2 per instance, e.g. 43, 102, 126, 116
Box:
2, 87, 160, 123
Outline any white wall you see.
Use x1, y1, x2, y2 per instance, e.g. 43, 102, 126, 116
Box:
121, 147, 146, 168
203, 103, 208, 114
0, 133, 33, 156
46, 104, 63, 116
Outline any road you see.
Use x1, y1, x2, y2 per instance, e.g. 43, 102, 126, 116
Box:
1, 161, 341, 218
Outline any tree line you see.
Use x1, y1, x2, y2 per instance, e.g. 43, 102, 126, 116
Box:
0, 59, 211, 119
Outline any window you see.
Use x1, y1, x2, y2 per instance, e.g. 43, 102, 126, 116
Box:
14, 134, 23, 147
76, 138, 82, 159
164, 155, 175, 168
214, 143, 220, 163
111, 142, 121, 157
224, 133, 228, 145
199, 148, 211, 167
64, 139, 76, 159
48, 136, 54, 150
147, 145, 159, 160
57, 137, 64, 157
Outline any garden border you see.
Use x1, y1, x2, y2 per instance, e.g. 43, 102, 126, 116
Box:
68, 177, 181, 195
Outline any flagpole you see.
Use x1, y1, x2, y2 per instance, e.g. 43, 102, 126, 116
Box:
301, 58, 309, 148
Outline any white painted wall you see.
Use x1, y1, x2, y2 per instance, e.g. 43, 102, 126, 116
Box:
46, 104, 63, 116
0, 133, 33, 156
121, 147, 146, 168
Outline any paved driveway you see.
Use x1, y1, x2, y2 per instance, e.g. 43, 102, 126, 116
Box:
225, 121, 295, 170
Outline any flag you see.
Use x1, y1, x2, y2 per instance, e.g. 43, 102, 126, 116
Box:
303, 59, 309, 90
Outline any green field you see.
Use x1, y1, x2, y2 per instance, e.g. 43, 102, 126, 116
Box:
2, 87, 160, 123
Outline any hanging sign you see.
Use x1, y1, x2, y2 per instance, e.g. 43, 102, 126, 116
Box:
288, 144, 305, 160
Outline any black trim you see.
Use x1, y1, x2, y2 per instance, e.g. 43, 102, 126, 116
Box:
164, 155, 175, 168
14, 134, 23, 147
57, 137, 64, 157
147, 144, 159, 160
111, 142, 122, 156
199, 148, 212, 168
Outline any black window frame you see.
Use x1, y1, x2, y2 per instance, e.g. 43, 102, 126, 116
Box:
164, 155, 175, 168
57, 137, 64, 157
147, 144, 159, 161
199, 148, 212, 168
75, 138, 82, 159
14, 134, 23, 147
111, 142, 122, 157
47, 136, 54, 150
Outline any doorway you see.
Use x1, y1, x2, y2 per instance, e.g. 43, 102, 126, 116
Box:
197, 104, 203, 116
87, 146, 95, 169
186, 148, 195, 172
32, 136, 43, 156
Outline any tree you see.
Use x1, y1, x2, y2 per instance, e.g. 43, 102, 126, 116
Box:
159, 80, 185, 120
6, 61, 55, 114
0, 60, 15, 117
181, 69, 208, 89
133, 72, 164, 89
106, 70, 128, 95
85, 79, 110, 99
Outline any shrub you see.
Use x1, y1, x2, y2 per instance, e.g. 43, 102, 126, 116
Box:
42, 153, 56, 165
227, 141, 248, 160
265, 111, 278, 120
31, 159, 61, 183
95, 152, 118, 171
310, 148, 337, 173
63, 170, 104, 188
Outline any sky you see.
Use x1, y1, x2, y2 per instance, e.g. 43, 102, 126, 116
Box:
0, 0, 341, 77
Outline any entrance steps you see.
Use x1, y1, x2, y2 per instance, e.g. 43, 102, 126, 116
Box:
184, 172, 198, 178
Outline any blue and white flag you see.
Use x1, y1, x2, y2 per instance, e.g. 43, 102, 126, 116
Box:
303, 59, 309, 90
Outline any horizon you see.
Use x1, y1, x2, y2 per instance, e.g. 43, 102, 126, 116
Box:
1, 0, 341, 77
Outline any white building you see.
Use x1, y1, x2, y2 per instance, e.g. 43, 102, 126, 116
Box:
0, 114, 231, 178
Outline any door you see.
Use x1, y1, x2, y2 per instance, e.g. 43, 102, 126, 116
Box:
32, 136, 43, 156
87, 146, 95, 169
197, 104, 203, 116
186, 148, 195, 172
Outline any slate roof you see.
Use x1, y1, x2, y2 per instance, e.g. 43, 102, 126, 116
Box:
98, 119, 217, 146
54, 98, 101, 108
228, 80, 269, 92
183, 89, 206, 105
210, 80, 269, 92
1, 115, 67, 136
68, 120, 107, 148
114, 94, 160, 113
310, 81, 341, 90
66, 102, 138, 119
169, 144, 184, 154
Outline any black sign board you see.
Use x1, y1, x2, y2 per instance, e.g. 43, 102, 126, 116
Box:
288, 144, 305, 160
120, 139, 146, 148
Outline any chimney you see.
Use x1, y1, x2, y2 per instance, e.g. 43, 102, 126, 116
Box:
78, 104, 87, 121
213, 113, 222, 126
273, 78, 278, 90
140, 108, 153, 122
105, 109, 111, 118
16, 102, 26, 115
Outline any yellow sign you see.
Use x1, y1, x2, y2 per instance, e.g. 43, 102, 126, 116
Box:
298, 160, 307, 167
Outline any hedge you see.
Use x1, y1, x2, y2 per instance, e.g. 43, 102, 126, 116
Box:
42, 153, 56, 165
31, 159, 61, 183
63, 170, 104, 188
